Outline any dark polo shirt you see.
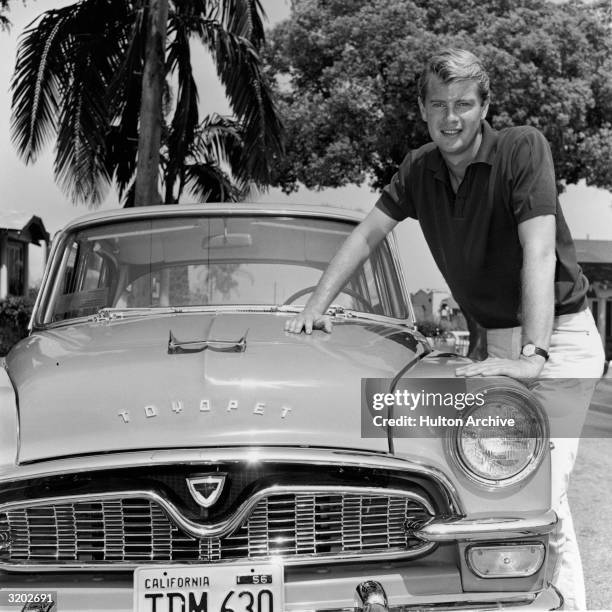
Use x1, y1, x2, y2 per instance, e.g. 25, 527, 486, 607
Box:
375, 121, 588, 328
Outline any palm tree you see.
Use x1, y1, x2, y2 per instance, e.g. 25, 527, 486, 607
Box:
10, 0, 283, 207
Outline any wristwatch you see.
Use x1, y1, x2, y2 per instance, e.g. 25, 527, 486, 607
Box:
521, 343, 549, 361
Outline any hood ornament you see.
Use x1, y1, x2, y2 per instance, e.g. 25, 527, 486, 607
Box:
168, 330, 248, 354
187, 474, 227, 508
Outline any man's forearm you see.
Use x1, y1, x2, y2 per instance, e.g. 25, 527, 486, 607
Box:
456, 215, 557, 378
299, 207, 398, 317
520, 248, 555, 350
302, 229, 374, 315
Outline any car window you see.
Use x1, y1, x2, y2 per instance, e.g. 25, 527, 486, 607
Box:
42, 215, 410, 323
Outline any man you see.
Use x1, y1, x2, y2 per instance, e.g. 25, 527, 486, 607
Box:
286, 48, 605, 609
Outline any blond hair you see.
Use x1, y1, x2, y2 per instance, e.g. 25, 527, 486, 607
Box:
418, 49, 490, 103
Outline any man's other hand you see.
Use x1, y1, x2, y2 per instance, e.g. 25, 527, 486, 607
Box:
285, 312, 332, 335
455, 356, 545, 379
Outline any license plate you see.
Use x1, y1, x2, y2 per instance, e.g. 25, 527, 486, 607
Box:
133, 563, 284, 612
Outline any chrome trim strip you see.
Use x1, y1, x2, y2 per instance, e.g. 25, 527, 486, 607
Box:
386, 230, 417, 326
52, 204, 368, 234
1, 544, 438, 573
380, 585, 561, 611
383, 598, 536, 612
415, 509, 557, 542
4, 448, 464, 515
0, 485, 435, 540
30, 228, 68, 329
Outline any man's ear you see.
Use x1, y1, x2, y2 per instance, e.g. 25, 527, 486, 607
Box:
418, 97, 427, 122
481, 98, 490, 120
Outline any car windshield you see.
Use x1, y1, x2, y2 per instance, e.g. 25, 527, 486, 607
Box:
40, 215, 409, 323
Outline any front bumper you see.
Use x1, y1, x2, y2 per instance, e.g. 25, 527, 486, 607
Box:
1, 558, 562, 612
0, 580, 562, 612
415, 510, 557, 542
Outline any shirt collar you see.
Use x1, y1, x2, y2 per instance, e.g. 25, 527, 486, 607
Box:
427, 120, 498, 180
474, 120, 498, 165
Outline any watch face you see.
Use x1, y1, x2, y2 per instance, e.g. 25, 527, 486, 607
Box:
522, 344, 536, 357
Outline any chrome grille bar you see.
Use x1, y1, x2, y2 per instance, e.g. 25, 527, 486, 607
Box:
0, 488, 435, 570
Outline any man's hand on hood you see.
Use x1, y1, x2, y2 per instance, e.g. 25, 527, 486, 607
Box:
285, 311, 333, 335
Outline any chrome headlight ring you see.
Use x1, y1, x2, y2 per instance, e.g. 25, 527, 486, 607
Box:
446, 382, 549, 489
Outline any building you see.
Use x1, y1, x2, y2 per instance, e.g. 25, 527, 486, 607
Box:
411, 289, 464, 326
0, 212, 50, 300
411, 289, 449, 322
574, 239, 612, 358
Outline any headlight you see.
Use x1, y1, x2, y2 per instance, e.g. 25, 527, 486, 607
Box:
447, 383, 548, 488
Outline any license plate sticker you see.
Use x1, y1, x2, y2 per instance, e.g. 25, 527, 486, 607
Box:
133, 564, 284, 612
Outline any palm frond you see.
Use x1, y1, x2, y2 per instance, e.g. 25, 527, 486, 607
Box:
217, 0, 266, 47
53, 0, 135, 205
121, 179, 137, 208
183, 161, 243, 202
55, 75, 111, 205
195, 21, 283, 185
10, 7, 73, 163
11, 0, 139, 206
165, 5, 200, 201
106, 2, 146, 201
175, 113, 245, 200
192, 114, 242, 168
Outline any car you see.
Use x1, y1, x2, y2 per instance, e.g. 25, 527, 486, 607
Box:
0, 204, 559, 612
439, 331, 471, 357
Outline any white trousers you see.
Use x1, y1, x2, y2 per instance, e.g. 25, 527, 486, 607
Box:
486, 308, 605, 611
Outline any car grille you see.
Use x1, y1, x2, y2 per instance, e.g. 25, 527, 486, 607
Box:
0, 491, 433, 568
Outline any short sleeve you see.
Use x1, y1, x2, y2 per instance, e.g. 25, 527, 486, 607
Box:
374, 152, 417, 221
508, 128, 558, 223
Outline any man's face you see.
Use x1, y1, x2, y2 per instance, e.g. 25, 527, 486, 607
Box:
418, 76, 489, 165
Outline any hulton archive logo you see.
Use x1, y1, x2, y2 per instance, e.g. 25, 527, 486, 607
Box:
187, 474, 227, 508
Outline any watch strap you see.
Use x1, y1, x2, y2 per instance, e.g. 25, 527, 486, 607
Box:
522, 344, 550, 361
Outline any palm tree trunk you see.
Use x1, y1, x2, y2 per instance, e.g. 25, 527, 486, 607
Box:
134, 0, 168, 206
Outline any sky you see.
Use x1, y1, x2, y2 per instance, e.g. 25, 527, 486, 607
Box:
1, 0, 612, 290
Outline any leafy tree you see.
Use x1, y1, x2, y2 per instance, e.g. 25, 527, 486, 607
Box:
265, 0, 612, 194
1, 0, 10, 32
10, 0, 283, 206
0, 295, 35, 356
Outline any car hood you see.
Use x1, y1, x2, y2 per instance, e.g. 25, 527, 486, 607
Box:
7, 312, 431, 462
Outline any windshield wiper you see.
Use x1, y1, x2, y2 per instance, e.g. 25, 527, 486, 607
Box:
92, 305, 304, 321
90, 307, 179, 322
270, 304, 357, 316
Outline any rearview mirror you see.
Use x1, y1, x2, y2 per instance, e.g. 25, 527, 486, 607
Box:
202, 233, 253, 248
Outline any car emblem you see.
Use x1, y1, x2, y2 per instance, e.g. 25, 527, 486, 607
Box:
187, 474, 227, 508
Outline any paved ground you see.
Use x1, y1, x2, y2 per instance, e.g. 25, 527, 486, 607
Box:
568, 375, 612, 611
